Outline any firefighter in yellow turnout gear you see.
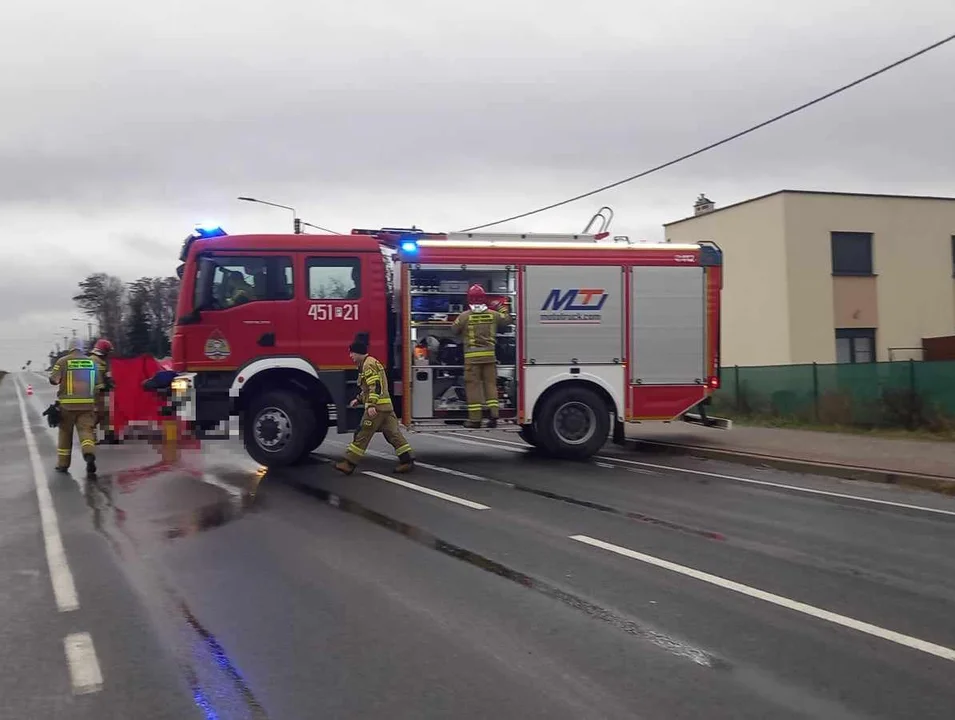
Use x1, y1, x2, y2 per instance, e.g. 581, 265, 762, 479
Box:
91, 338, 116, 444
452, 284, 514, 428
49, 338, 104, 477
334, 341, 414, 475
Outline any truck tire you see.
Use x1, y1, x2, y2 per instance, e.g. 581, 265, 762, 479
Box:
518, 423, 538, 447
243, 389, 315, 468
292, 404, 330, 465
536, 386, 610, 460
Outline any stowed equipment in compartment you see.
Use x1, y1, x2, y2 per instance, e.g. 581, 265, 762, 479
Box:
406, 265, 518, 424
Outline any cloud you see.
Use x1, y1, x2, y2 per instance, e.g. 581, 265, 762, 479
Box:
2, 0, 955, 369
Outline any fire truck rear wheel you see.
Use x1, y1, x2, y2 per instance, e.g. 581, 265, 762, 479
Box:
536, 386, 609, 460
244, 389, 315, 467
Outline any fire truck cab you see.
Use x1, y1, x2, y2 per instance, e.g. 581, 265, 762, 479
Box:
170, 221, 729, 468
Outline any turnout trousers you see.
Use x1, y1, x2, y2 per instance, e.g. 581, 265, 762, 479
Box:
344, 408, 413, 466
464, 361, 499, 423
57, 407, 97, 470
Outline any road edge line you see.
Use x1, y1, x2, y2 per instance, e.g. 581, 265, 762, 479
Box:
14, 380, 80, 612
627, 439, 955, 496
438, 433, 955, 517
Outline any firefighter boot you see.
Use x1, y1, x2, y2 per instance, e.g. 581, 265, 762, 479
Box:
394, 452, 414, 473
334, 459, 356, 475
84, 453, 97, 478
486, 416, 498, 429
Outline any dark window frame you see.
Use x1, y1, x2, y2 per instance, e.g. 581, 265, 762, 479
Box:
198, 254, 295, 310
306, 257, 362, 300
831, 231, 874, 276
835, 327, 876, 364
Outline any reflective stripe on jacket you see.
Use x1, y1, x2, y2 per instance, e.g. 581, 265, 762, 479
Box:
452, 307, 513, 363
359, 356, 393, 410
50, 351, 100, 407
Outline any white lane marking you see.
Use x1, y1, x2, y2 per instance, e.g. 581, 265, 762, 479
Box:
440, 433, 955, 518
14, 382, 80, 612
64, 632, 104, 694
20, 375, 83, 489
362, 471, 490, 510
570, 534, 955, 662
431, 433, 523, 453
325, 440, 495, 484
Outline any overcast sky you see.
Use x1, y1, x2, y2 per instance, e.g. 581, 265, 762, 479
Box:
2, 0, 954, 370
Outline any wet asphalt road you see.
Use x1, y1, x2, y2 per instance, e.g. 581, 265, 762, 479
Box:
2, 371, 955, 720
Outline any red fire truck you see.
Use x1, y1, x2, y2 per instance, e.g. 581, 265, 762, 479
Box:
168, 221, 729, 467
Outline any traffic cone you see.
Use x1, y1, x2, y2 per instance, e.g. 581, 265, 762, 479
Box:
26, 385, 33, 396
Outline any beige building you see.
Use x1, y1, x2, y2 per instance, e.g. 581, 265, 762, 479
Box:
663, 190, 955, 367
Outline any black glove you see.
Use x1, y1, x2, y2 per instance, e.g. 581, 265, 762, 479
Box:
42, 403, 61, 428
103, 377, 114, 392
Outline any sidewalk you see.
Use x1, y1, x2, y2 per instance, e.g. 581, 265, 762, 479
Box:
625, 422, 955, 492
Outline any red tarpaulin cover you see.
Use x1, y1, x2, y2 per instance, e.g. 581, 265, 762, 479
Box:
108, 355, 168, 434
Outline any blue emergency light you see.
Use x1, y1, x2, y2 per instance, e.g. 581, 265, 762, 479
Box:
398, 232, 420, 253
193, 223, 227, 238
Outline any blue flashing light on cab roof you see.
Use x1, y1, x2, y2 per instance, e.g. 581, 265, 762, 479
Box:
193, 223, 227, 238
179, 223, 228, 262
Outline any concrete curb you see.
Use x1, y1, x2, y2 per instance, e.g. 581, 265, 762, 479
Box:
627, 439, 955, 497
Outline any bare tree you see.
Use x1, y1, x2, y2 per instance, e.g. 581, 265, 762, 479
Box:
73, 273, 126, 351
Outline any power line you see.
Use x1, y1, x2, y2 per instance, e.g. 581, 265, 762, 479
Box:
459, 32, 955, 233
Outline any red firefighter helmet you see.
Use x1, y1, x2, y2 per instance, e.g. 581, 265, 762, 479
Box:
467, 284, 487, 306
93, 338, 113, 356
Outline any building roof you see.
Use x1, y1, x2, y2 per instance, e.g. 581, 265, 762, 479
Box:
663, 189, 955, 227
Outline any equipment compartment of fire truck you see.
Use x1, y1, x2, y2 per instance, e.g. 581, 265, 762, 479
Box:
405, 266, 518, 425
167, 212, 730, 469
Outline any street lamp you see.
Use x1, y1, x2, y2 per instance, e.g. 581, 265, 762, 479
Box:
299, 220, 342, 235
237, 196, 302, 234
71, 316, 94, 343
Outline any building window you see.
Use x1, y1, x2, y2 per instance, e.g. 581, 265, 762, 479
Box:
831, 231, 873, 276
835, 328, 876, 364
307, 257, 360, 299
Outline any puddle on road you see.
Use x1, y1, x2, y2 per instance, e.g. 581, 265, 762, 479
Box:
81, 455, 263, 545
78, 460, 271, 719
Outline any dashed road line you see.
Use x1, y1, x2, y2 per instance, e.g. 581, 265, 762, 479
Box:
362, 471, 490, 510
64, 632, 104, 695
570, 534, 955, 662
16, 376, 105, 694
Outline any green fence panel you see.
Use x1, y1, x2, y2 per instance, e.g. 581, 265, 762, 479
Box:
711, 359, 955, 430
913, 361, 955, 419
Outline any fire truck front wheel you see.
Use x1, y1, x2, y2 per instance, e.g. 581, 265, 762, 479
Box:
518, 424, 539, 447
536, 386, 610, 460
243, 389, 315, 467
